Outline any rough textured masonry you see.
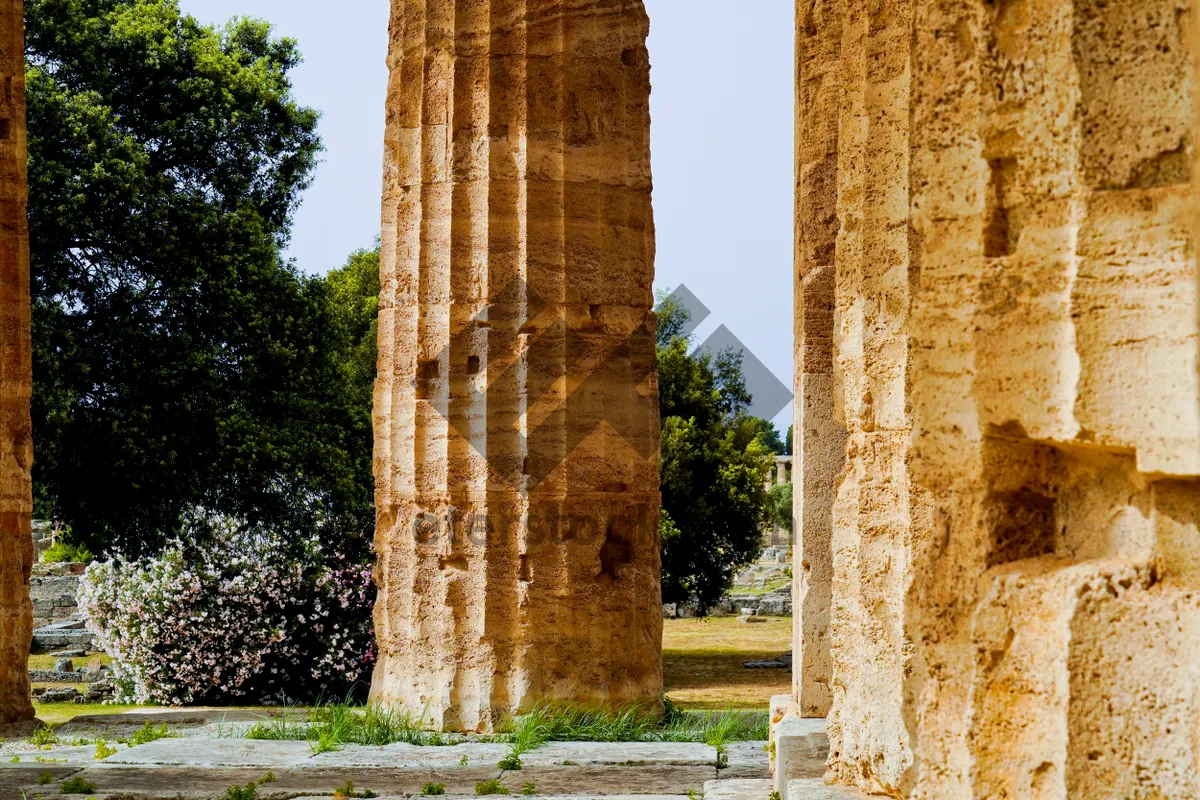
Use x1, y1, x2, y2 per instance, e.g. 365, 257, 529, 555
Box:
785, 0, 1200, 797
372, 0, 661, 730
0, 0, 32, 728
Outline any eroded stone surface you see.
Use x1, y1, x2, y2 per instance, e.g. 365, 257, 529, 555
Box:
372, 0, 661, 731
0, 0, 33, 729
788, 0, 1200, 797
103, 738, 315, 767
786, 778, 871, 800
722, 741, 772, 780
704, 778, 772, 800
2, 737, 751, 797
770, 715, 828, 796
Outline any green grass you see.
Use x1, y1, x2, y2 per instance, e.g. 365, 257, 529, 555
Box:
241, 701, 449, 752
123, 720, 177, 746
475, 778, 509, 795
220, 783, 259, 800
93, 739, 118, 760
237, 697, 765, 756
59, 775, 98, 794
662, 616, 792, 710
27, 724, 59, 747
334, 779, 378, 798
31, 701, 141, 726
498, 702, 768, 747
27, 654, 113, 671
40, 541, 93, 564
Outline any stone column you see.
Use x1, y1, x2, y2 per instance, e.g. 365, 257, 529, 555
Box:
791, 0, 847, 721
787, 0, 1200, 797
905, 0, 1200, 796
372, 0, 660, 732
0, 0, 32, 728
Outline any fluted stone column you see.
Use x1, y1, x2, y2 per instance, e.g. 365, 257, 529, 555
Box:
791, 0, 846, 722
787, 0, 1200, 796
0, 0, 33, 728
372, 0, 660, 732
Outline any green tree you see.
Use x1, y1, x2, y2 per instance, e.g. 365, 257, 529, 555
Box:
656, 293, 772, 612
747, 418, 785, 456
785, 424, 793, 456
27, 0, 373, 557
768, 482, 793, 534
325, 243, 380, 412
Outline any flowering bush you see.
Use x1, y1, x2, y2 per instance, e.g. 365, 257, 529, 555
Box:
79, 514, 375, 705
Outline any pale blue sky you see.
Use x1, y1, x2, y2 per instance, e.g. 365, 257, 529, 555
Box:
181, 0, 795, 432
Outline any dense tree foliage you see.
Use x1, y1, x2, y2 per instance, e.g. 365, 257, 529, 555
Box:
747, 418, 786, 456
325, 244, 380, 413
27, 0, 372, 557
656, 295, 773, 612
768, 482, 793, 534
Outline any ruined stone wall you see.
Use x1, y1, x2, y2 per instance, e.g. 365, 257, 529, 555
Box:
0, 0, 33, 728
373, 0, 661, 731
792, 0, 1200, 796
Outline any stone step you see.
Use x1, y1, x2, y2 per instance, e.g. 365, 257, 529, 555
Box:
786, 779, 873, 799
30, 621, 94, 653
292, 796, 689, 799
770, 717, 828, 796
704, 778, 772, 800
1, 738, 769, 799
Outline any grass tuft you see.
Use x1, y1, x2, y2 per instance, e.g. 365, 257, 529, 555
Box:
334, 779, 379, 798
27, 724, 59, 747
237, 697, 767, 754
124, 720, 177, 747
60, 775, 98, 794
220, 782, 258, 800
422, 783, 447, 796
475, 778, 509, 795
243, 699, 450, 752
496, 701, 768, 746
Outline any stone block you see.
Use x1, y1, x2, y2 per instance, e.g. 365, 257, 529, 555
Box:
787, 778, 872, 799
704, 778, 772, 800
772, 715, 828, 796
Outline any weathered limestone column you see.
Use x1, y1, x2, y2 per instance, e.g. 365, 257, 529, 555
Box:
791, 0, 846, 722
0, 0, 33, 728
788, 0, 1200, 797
372, 0, 660, 732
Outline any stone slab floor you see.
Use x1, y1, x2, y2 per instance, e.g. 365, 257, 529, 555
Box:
0, 711, 839, 799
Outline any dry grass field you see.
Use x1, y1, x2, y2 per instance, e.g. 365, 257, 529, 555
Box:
662, 616, 791, 711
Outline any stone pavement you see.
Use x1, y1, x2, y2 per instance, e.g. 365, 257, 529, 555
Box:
0, 711, 802, 799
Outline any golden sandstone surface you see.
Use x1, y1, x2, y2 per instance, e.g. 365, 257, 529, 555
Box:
370, 0, 662, 731
0, 0, 32, 730
3, 0, 1200, 797
789, 0, 1200, 796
